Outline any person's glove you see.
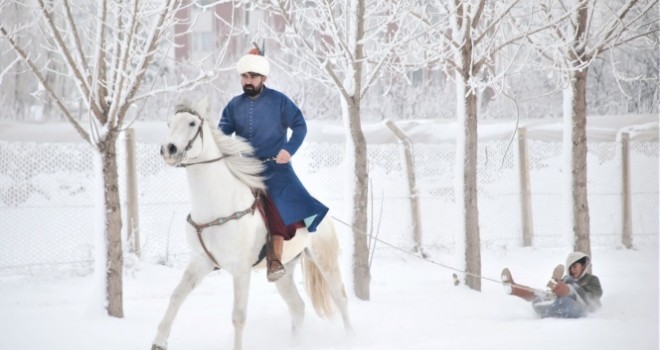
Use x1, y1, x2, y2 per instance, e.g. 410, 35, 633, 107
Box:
553, 281, 570, 297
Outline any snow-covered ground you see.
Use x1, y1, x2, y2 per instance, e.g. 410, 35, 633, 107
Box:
0, 244, 657, 350
0, 115, 657, 349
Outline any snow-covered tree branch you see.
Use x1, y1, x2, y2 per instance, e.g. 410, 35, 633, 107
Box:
252, 0, 429, 300
0, 0, 237, 317
409, 0, 570, 291
524, 0, 659, 256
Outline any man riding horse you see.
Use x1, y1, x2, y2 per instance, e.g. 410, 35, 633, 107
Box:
218, 45, 329, 282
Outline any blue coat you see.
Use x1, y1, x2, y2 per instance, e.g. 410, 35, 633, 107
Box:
219, 86, 328, 232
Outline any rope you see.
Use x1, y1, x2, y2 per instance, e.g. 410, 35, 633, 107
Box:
331, 216, 503, 285
332, 216, 558, 296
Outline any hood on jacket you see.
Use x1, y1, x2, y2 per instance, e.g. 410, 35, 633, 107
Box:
565, 251, 590, 279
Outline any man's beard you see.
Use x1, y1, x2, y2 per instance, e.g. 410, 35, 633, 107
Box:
243, 84, 263, 97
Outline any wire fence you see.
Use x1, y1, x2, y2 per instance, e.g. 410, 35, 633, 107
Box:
0, 135, 657, 275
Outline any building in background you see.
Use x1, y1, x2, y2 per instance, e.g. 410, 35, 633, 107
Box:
174, 1, 284, 65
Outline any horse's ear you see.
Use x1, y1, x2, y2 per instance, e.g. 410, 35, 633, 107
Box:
195, 97, 210, 118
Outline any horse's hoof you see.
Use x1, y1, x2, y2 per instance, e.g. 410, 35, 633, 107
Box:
151, 345, 167, 350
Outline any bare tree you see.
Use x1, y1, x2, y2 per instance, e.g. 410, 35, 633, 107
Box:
414, 1, 571, 290
0, 0, 227, 317
0, 2, 51, 121
254, 0, 427, 300
527, 0, 659, 255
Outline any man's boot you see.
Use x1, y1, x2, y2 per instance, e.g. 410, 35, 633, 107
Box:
501, 268, 536, 301
546, 264, 564, 289
267, 234, 286, 282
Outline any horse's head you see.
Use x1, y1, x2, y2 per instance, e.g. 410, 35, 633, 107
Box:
161, 98, 215, 167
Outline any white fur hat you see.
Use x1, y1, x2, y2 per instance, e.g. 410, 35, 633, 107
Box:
236, 48, 270, 76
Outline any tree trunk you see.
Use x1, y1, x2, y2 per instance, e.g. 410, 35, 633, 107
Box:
463, 89, 481, 291
456, 80, 482, 291
568, 69, 591, 256
346, 96, 371, 301
100, 132, 124, 318
455, 33, 481, 291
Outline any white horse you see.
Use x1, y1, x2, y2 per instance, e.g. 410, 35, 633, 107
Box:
152, 100, 351, 350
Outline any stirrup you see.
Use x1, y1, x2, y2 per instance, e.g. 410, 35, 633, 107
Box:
267, 259, 286, 282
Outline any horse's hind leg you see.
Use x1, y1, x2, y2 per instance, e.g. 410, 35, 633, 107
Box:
151, 256, 214, 349
274, 256, 306, 335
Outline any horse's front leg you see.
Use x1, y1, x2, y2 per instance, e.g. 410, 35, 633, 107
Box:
231, 272, 251, 350
151, 256, 214, 350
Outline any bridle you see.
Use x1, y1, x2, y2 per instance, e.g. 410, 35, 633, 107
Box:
171, 107, 274, 268
172, 107, 266, 268
173, 107, 227, 168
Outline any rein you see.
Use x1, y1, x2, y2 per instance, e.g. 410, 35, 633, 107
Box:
186, 191, 262, 268
176, 155, 227, 168
178, 155, 277, 168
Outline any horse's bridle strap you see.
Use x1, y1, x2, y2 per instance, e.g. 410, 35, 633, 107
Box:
183, 114, 204, 152
173, 108, 228, 168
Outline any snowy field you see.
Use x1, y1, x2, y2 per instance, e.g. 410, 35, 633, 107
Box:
0, 117, 657, 349
0, 244, 657, 350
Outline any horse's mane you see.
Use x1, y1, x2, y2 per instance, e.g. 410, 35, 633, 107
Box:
205, 116, 266, 191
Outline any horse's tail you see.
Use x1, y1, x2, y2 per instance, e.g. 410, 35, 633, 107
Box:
301, 220, 344, 319
302, 255, 334, 318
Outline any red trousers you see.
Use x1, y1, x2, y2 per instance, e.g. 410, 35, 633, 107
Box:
259, 193, 304, 240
